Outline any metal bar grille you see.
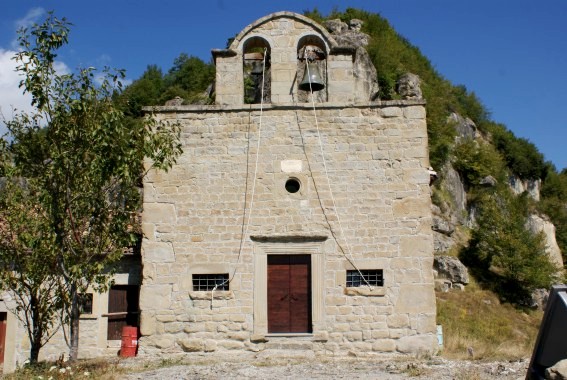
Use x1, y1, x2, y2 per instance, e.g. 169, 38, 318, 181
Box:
346, 269, 384, 287
192, 273, 229, 291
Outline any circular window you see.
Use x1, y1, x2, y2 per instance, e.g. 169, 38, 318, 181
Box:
285, 178, 301, 193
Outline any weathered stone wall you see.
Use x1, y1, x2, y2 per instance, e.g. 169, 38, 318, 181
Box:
215, 12, 361, 105
139, 100, 437, 355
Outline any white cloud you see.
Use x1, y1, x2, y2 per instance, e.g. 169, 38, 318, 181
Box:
94, 72, 132, 88
53, 60, 71, 76
11, 7, 46, 49
96, 54, 112, 66
15, 7, 45, 30
0, 48, 71, 133
0, 49, 32, 127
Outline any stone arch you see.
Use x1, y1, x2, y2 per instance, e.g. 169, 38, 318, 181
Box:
228, 11, 338, 52
242, 36, 271, 104
296, 34, 328, 103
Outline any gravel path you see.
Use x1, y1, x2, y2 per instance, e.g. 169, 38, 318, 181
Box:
119, 352, 528, 380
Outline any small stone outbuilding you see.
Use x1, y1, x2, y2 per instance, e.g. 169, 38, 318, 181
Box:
0, 255, 142, 372
139, 12, 437, 356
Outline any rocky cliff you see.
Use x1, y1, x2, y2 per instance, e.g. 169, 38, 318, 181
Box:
430, 113, 564, 305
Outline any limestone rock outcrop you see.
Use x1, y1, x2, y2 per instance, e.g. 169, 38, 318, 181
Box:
526, 214, 564, 269
397, 73, 422, 100
509, 174, 541, 201
443, 164, 468, 224
324, 18, 379, 101
432, 209, 455, 237
448, 112, 478, 141
479, 175, 497, 187
546, 359, 567, 380
530, 288, 549, 310
430, 163, 467, 254
325, 19, 370, 48
164, 96, 184, 106
433, 255, 469, 286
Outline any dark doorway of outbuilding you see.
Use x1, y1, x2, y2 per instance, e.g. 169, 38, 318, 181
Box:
267, 255, 312, 333
107, 285, 139, 340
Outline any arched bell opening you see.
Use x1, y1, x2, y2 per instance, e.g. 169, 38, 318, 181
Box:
297, 35, 327, 103
243, 37, 271, 104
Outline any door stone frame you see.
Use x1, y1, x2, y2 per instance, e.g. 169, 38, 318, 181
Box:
251, 236, 326, 336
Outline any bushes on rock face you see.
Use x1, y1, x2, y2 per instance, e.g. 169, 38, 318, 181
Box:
463, 190, 557, 303
539, 170, 567, 261
452, 139, 505, 187
485, 122, 547, 180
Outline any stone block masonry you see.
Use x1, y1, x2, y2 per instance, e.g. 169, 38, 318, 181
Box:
139, 11, 436, 358
140, 100, 436, 356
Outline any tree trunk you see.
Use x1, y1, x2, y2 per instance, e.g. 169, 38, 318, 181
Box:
68, 284, 80, 361
30, 295, 42, 364
30, 343, 40, 364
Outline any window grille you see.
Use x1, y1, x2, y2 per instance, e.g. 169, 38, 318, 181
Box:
346, 270, 384, 287
192, 273, 229, 291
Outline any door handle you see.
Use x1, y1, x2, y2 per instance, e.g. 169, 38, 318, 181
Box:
280, 294, 289, 301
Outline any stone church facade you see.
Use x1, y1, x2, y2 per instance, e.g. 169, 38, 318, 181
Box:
0, 12, 436, 372
139, 12, 437, 355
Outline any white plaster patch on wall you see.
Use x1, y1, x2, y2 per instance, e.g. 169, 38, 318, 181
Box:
281, 159, 303, 173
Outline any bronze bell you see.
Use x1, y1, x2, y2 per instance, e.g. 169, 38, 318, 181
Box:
299, 61, 325, 91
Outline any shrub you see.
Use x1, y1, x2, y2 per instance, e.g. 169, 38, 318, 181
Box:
452, 139, 506, 187
463, 189, 557, 303
487, 123, 546, 180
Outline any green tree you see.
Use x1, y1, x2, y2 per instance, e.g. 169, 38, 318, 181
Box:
487, 123, 546, 180
121, 65, 165, 117
163, 53, 214, 103
1, 12, 181, 362
0, 179, 62, 363
165, 53, 214, 92
466, 190, 557, 303
119, 54, 215, 111
452, 139, 506, 186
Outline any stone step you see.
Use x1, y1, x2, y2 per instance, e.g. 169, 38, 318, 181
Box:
263, 338, 314, 351
255, 348, 316, 361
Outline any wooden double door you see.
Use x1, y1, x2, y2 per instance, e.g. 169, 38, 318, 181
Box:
267, 255, 312, 333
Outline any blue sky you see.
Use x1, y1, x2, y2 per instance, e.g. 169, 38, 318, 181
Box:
1, 1, 566, 170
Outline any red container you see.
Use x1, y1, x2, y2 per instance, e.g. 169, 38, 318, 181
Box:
120, 326, 138, 357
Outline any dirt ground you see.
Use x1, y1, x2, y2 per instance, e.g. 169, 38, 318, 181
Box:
119, 351, 529, 380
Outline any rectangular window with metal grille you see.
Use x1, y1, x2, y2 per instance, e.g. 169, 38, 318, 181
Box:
192, 273, 229, 291
346, 269, 384, 287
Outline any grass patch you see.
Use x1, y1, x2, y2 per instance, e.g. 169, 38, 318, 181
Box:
401, 362, 429, 377
4, 358, 126, 380
437, 280, 542, 360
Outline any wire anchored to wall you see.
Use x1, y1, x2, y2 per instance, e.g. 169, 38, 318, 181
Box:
211, 48, 268, 308
301, 62, 374, 290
